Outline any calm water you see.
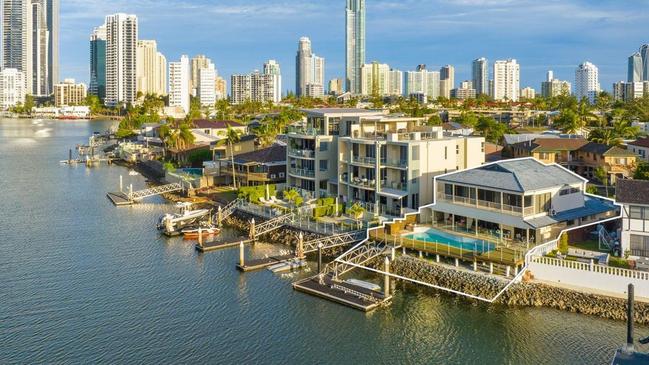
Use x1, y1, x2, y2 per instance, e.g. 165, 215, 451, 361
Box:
0, 118, 646, 364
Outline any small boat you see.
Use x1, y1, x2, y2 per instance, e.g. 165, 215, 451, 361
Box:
128, 170, 139, 176
268, 259, 306, 273
344, 279, 381, 292
182, 226, 220, 239
157, 202, 211, 235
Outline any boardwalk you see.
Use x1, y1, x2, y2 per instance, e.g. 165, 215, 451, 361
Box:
293, 274, 391, 312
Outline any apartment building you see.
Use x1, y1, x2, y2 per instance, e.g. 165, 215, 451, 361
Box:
616, 180, 649, 259
510, 138, 638, 183
54, 79, 87, 106
286, 108, 485, 218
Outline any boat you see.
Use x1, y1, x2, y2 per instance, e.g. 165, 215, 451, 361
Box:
128, 170, 140, 176
344, 279, 381, 292
157, 202, 211, 235
182, 226, 220, 239
268, 259, 307, 273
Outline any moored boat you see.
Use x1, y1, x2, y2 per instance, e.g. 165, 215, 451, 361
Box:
182, 226, 220, 239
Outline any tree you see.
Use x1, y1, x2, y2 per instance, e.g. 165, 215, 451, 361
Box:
554, 109, 582, 134
23, 94, 34, 115
454, 111, 478, 127
575, 98, 598, 127
558, 233, 569, 255
634, 162, 649, 180
427, 114, 442, 126
282, 189, 302, 209
216, 126, 242, 188
594, 166, 609, 197
475, 116, 508, 143
347, 203, 365, 219
185, 96, 202, 124
588, 128, 622, 147
612, 118, 641, 139
84, 95, 103, 115
215, 99, 232, 120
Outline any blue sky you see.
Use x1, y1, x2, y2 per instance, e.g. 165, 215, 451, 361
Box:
61, 0, 649, 94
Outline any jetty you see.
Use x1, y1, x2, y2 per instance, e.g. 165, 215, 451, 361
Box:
107, 175, 183, 206
293, 273, 392, 312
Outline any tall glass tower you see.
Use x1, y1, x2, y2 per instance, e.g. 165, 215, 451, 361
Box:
641, 44, 649, 82
628, 52, 643, 82
89, 25, 106, 100
345, 0, 365, 94
472, 57, 488, 95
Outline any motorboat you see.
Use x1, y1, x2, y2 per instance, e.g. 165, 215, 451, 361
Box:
268, 259, 306, 273
157, 202, 210, 234
344, 279, 381, 292
182, 226, 220, 239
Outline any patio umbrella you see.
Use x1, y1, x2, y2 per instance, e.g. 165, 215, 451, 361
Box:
265, 184, 270, 200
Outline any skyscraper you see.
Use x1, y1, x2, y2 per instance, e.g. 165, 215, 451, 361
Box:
2, 0, 32, 93
263, 59, 282, 102
404, 65, 439, 100
641, 44, 649, 82
472, 58, 488, 95
360, 61, 390, 96
190, 55, 211, 96
136, 40, 167, 96
89, 25, 106, 99
295, 37, 325, 98
1, 0, 58, 96
105, 13, 137, 106
492, 59, 520, 102
541, 70, 571, 98
575, 61, 600, 104
197, 63, 215, 107
440, 65, 455, 99
345, 0, 365, 94
168, 55, 190, 114
628, 52, 643, 83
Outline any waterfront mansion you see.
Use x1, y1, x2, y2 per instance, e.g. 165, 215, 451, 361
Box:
287, 108, 485, 219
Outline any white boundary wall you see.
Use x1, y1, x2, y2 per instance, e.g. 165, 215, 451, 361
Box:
530, 256, 649, 297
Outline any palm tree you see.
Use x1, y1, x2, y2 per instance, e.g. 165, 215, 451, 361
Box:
347, 203, 365, 219
594, 166, 609, 197
216, 126, 242, 189
178, 123, 195, 150
575, 99, 598, 127
282, 189, 302, 209
612, 118, 641, 139
588, 128, 621, 147
555, 109, 581, 134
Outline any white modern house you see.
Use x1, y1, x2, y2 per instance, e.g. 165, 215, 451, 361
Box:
616, 180, 649, 261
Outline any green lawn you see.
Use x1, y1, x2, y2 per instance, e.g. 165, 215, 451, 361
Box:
569, 240, 608, 253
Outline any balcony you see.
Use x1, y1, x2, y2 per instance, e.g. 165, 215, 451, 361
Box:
287, 126, 320, 136
351, 156, 377, 166
437, 192, 533, 216
381, 180, 407, 192
288, 148, 315, 159
380, 158, 408, 169
349, 176, 376, 190
288, 167, 315, 178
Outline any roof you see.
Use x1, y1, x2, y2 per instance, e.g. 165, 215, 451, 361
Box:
192, 120, 245, 129
512, 138, 588, 153
616, 180, 649, 205
525, 196, 617, 227
503, 133, 559, 145
301, 108, 384, 116
233, 145, 286, 164
437, 158, 584, 193
579, 142, 637, 157
629, 137, 649, 148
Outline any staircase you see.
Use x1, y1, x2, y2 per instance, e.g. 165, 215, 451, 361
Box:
303, 230, 366, 254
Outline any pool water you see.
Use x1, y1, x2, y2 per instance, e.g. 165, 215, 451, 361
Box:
404, 228, 494, 253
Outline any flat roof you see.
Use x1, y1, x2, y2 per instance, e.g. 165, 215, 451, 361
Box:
437, 158, 584, 193
302, 108, 385, 116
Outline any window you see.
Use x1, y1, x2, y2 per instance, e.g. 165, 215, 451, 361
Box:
630, 206, 643, 219
444, 184, 453, 196
319, 160, 328, 171
320, 142, 329, 152
444, 146, 448, 159
412, 169, 419, 186
481, 142, 485, 153
630, 235, 649, 257
279, 172, 285, 178
559, 187, 580, 196
456, 145, 460, 155
412, 146, 420, 160
270, 174, 276, 179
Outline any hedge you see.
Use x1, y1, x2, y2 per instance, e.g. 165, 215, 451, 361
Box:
313, 203, 344, 218
238, 185, 277, 203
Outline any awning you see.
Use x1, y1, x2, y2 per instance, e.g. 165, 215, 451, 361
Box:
379, 188, 408, 199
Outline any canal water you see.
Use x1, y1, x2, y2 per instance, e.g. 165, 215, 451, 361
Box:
1, 118, 646, 364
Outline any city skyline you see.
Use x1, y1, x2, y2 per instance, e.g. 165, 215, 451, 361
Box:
58, 0, 649, 95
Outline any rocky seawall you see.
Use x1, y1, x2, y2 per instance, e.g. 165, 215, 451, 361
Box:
384, 255, 649, 324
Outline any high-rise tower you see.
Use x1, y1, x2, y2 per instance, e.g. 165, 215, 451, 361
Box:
345, 0, 365, 94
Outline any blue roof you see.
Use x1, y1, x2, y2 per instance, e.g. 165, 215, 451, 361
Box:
438, 158, 584, 193
525, 196, 618, 227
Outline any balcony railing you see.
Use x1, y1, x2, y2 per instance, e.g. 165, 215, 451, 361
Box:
381, 180, 407, 192
437, 192, 529, 216
288, 148, 315, 158
288, 168, 315, 178
287, 126, 319, 136
352, 156, 376, 165
380, 158, 408, 169
349, 176, 376, 189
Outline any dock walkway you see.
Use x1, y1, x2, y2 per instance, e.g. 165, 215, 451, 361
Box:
293, 274, 391, 312
236, 254, 296, 272
195, 236, 252, 252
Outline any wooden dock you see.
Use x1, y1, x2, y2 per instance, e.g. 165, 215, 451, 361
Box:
236, 254, 296, 272
106, 192, 133, 206
293, 274, 391, 312
194, 237, 252, 252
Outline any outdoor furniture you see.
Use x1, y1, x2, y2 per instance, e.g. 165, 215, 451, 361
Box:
636, 257, 649, 271
259, 197, 271, 205
568, 248, 609, 265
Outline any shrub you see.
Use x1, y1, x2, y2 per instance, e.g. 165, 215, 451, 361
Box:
609, 256, 630, 269
558, 233, 569, 255
238, 184, 276, 203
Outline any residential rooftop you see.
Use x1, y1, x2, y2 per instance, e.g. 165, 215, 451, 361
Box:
512, 138, 589, 152
628, 136, 649, 149
301, 108, 385, 116
437, 158, 584, 193
233, 145, 286, 165
616, 179, 649, 205
192, 120, 244, 129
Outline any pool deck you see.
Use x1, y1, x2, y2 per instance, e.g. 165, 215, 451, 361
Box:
370, 228, 525, 267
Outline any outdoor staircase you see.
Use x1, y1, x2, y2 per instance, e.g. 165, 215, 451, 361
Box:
598, 225, 617, 251
302, 230, 367, 254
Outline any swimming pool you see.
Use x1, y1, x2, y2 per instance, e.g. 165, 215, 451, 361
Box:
403, 228, 494, 253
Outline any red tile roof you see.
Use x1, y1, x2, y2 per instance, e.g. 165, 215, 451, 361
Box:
629, 137, 649, 149
192, 120, 244, 129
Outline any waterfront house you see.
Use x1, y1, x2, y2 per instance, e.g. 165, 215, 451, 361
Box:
286, 108, 485, 219
510, 138, 637, 183
191, 120, 247, 138
216, 145, 287, 187
628, 137, 649, 163
615, 180, 649, 261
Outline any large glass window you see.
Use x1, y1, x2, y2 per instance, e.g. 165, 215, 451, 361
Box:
630, 206, 643, 219
630, 235, 649, 257
411, 146, 420, 161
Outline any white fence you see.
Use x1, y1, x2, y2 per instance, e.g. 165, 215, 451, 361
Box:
530, 256, 649, 298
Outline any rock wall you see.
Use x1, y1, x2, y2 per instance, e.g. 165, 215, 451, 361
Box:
387, 255, 649, 324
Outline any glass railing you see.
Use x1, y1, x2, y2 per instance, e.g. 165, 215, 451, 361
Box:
288, 148, 315, 158
352, 156, 376, 165
288, 168, 315, 178
380, 158, 408, 168
287, 126, 320, 136
380, 180, 407, 191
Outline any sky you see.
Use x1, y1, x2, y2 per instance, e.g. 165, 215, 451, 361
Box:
61, 0, 649, 94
